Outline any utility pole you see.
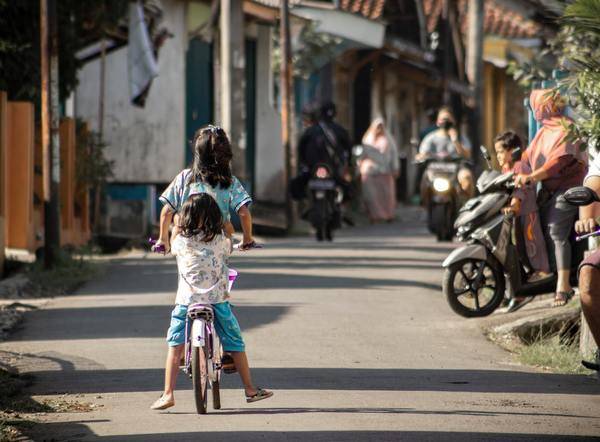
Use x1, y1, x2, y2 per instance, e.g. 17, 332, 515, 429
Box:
466, 0, 484, 164
40, 0, 61, 268
280, 0, 293, 231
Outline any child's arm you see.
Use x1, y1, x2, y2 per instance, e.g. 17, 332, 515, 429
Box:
238, 204, 254, 246
224, 221, 235, 238
157, 205, 174, 253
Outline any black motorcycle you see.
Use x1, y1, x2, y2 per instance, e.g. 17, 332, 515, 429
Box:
442, 147, 585, 317
419, 156, 468, 241
307, 164, 342, 241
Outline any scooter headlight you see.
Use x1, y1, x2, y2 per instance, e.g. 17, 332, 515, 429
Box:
433, 177, 451, 193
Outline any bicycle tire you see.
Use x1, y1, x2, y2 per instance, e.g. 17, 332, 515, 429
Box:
191, 345, 209, 414
212, 378, 221, 410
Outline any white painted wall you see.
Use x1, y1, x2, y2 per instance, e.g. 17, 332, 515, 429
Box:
254, 25, 285, 203
75, 0, 186, 183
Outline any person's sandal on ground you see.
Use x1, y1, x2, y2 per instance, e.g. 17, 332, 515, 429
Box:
221, 353, 237, 374
582, 349, 600, 373
150, 395, 175, 410
527, 271, 552, 283
552, 289, 574, 308
246, 388, 273, 403
506, 296, 532, 313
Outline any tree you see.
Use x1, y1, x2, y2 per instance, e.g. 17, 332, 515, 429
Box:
556, 0, 600, 151
0, 0, 127, 104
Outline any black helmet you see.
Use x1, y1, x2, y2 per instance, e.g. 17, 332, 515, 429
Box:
320, 101, 336, 121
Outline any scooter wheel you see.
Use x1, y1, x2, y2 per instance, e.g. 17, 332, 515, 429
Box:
443, 257, 505, 317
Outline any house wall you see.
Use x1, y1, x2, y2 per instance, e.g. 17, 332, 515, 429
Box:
75, 0, 186, 184
254, 24, 284, 203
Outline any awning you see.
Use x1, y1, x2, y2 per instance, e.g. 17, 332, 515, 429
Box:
291, 6, 385, 49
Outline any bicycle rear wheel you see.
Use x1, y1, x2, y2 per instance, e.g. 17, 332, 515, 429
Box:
191, 345, 209, 414
212, 377, 221, 410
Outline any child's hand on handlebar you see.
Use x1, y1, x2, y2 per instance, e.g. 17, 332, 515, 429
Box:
153, 238, 170, 254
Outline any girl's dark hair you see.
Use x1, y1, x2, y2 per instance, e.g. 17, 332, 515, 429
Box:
189, 125, 233, 188
179, 193, 224, 242
494, 131, 523, 150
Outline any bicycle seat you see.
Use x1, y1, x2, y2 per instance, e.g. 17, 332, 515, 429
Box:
187, 304, 214, 322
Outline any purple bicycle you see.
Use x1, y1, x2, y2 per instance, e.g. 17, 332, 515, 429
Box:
149, 238, 256, 414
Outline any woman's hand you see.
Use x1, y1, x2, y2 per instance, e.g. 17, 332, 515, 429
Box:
575, 218, 598, 235
514, 173, 532, 188
503, 198, 522, 216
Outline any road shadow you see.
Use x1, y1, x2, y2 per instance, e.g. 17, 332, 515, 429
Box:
12, 304, 290, 341
22, 366, 600, 396
21, 422, 600, 442
234, 271, 442, 292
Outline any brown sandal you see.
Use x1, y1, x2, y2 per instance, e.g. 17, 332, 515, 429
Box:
552, 290, 574, 308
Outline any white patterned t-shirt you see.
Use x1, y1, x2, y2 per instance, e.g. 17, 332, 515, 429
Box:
171, 232, 231, 305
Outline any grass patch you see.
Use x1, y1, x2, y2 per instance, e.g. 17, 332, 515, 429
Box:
26, 246, 101, 296
518, 335, 587, 375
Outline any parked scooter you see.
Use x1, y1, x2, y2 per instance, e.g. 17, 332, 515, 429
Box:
307, 163, 342, 241
418, 155, 469, 241
442, 147, 585, 317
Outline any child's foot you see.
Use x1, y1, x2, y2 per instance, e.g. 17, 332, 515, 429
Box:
245, 388, 274, 403
150, 394, 175, 410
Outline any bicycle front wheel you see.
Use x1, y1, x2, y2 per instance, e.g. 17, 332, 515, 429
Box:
191, 345, 209, 414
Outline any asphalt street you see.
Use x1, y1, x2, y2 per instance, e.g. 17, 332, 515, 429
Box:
2, 216, 600, 441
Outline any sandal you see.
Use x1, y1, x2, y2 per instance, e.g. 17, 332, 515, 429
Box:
245, 388, 274, 403
150, 395, 175, 410
552, 290, 574, 308
221, 354, 237, 374
506, 296, 532, 313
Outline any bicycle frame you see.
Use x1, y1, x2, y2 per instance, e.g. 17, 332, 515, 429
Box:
183, 306, 222, 384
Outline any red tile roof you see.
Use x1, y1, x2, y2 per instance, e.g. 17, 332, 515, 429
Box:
424, 0, 542, 39
339, 0, 386, 20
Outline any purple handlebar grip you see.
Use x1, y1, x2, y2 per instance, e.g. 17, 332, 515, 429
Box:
576, 229, 600, 242
149, 237, 166, 253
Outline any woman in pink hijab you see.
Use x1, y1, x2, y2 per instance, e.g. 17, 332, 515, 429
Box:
359, 118, 400, 223
512, 90, 588, 307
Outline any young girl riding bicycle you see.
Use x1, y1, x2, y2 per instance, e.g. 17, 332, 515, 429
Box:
151, 125, 273, 410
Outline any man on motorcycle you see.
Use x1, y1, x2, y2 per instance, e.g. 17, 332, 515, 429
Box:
574, 150, 600, 372
298, 101, 351, 180
416, 107, 474, 198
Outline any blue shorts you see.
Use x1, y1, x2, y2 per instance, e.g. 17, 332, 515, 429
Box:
166, 302, 245, 352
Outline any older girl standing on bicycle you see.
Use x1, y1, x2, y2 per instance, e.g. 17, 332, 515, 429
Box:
151, 193, 273, 410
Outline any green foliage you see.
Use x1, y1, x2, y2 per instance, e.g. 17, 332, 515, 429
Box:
518, 335, 587, 375
506, 50, 553, 89
273, 22, 342, 79
75, 120, 114, 191
554, 0, 600, 151
0, 0, 127, 104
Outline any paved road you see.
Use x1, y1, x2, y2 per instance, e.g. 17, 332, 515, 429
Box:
2, 218, 600, 441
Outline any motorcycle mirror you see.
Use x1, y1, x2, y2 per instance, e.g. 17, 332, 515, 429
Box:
563, 186, 600, 206
480, 145, 491, 162
511, 147, 522, 162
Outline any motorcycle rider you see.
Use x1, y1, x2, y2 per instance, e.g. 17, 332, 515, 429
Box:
298, 101, 352, 182
297, 101, 353, 228
574, 149, 600, 372
416, 106, 474, 198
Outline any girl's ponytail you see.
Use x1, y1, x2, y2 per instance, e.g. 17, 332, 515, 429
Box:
190, 125, 233, 188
